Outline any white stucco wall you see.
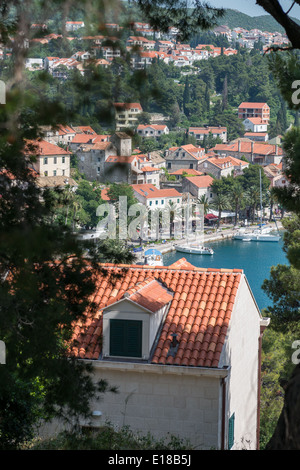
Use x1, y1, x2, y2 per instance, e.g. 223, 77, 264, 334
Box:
219, 274, 262, 450
86, 362, 227, 449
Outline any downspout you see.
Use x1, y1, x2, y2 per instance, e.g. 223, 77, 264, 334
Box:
221, 377, 226, 450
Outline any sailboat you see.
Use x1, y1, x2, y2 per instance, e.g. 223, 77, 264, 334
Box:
174, 193, 214, 254
234, 169, 280, 242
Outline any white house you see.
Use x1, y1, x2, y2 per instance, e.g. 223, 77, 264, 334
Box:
25, 139, 71, 178
65, 21, 85, 32
137, 124, 169, 139
243, 118, 268, 133
131, 183, 182, 210
189, 126, 227, 143
67, 259, 269, 450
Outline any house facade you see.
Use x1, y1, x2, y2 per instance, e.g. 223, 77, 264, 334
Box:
188, 126, 227, 143
131, 183, 182, 209
182, 175, 215, 201
198, 156, 234, 179
69, 260, 269, 450
137, 124, 169, 139
238, 102, 270, 124
114, 102, 143, 131
26, 140, 71, 177
165, 144, 205, 172
212, 140, 283, 166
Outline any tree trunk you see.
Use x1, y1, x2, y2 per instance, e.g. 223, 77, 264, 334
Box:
266, 364, 300, 450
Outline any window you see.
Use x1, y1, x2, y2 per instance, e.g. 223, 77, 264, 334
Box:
44, 171, 48, 176
189, 164, 193, 169
43, 157, 48, 165
228, 413, 235, 450
53, 170, 56, 176
62, 156, 65, 164
109, 319, 142, 357
167, 162, 171, 169
54, 157, 57, 164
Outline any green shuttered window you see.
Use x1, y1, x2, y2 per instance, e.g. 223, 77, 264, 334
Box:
110, 319, 142, 358
228, 413, 235, 450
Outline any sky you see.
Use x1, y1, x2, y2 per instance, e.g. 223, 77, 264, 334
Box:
205, 0, 300, 19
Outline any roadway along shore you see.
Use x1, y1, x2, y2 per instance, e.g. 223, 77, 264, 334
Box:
135, 220, 284, 256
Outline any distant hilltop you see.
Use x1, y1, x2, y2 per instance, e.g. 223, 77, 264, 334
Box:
216, 8, 300, 33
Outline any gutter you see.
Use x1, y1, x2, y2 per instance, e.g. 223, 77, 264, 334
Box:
83, 359, 230, 379
221, 376, 227, 450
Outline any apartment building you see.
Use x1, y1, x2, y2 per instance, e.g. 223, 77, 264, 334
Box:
238, 102, 270, 123
113, 102, 143, 130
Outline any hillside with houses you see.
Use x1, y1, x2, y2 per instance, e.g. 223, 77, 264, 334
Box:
0, 0, 299, 454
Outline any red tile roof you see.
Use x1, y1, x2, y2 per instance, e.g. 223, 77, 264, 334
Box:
185, 175, 214, 188
131, 184, 181, 199
128, 279, 173, 313
140, 166, 160, 172
25, 140, 71, 156
239, 102, 269, 109
213, 141, 283, 156
170, 168, 203, 176
114, 102, 143, 111
70, 261, 243, 367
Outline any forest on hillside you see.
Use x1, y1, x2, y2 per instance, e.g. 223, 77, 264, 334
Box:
215, 8, 300, 33
1, 37, 295, 142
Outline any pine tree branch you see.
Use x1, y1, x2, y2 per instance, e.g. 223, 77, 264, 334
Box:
256, 0, 300, 49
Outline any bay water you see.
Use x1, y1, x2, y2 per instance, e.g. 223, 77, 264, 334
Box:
163, 237, 288, 312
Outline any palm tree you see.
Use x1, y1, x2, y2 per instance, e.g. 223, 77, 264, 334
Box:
197, 194, 210, 216
165, 201, 182, 239
230, 183, 244, 226
246, 186, 260, 224
209, 194, 231, 228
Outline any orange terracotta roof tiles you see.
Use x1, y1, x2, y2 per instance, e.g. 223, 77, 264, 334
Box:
170, 168, 203, 176
24, 139, 71, 155
239, 102, 269, 109
70, 260, 243, 367
185, 175, 214, 188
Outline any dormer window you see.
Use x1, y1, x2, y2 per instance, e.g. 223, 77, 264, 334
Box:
102, 279, 173, 361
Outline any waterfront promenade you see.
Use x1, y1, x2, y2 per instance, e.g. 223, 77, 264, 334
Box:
134, 220, 283, 257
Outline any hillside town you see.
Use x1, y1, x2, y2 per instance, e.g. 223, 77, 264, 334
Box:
7, 16, 287, 222
1, 0, 299, 454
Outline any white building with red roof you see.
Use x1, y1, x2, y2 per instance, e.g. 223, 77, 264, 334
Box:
189, 126, 227, 143
238, 102, 270, 123
114, 102, 143, 131
65, 259, 269, 449
137, 124, 169, 139
25, 139, 71, 177
212, 139, 283, 166
65, 21, 85, 32
132, 183, 182, 209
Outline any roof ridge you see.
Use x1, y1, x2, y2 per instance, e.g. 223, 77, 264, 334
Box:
98, 262, 243, 274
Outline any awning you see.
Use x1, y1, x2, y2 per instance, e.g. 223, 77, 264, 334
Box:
205, 213, 218, 220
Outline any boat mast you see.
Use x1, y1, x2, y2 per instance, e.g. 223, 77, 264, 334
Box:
259, 168, 263, 227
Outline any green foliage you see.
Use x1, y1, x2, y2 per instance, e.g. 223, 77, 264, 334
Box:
31, 423, 192, 450
260, 327, 296, 449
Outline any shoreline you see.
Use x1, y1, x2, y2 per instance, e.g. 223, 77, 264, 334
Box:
135, 220, 284, 257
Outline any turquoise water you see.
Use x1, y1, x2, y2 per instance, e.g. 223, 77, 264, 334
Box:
163, 236, 288, 312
